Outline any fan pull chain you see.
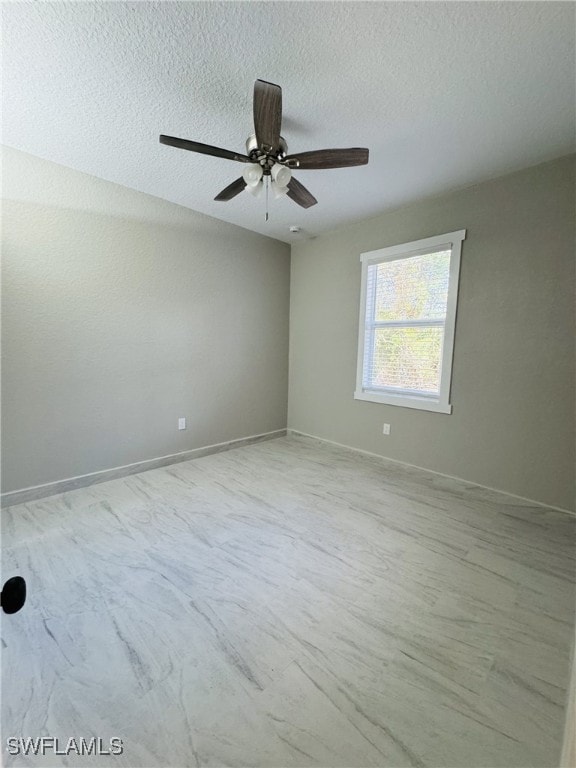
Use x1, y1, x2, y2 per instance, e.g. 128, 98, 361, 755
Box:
265, 175, 269, 221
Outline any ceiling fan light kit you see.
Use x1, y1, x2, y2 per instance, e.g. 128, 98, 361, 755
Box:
159, 79, 369, 214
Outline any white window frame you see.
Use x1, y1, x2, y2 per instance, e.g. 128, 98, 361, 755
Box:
354, 229, 465, 414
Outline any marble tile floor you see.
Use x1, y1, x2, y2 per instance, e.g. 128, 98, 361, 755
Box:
2, 434, 575, 767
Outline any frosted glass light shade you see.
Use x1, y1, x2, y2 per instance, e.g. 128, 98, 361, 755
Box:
246, 180, 263, 197
271, 163, 291, 187
242, 163, 263, 187
272, 181, 289, 199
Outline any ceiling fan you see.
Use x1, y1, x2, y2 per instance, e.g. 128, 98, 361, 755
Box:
159, 79, 369, 210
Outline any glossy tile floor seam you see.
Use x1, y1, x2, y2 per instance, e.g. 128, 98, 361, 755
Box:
2, 434, 575, 767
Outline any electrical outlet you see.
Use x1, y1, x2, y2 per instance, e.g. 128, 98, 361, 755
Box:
383, 423, 391, 435
178, 417, 186, 431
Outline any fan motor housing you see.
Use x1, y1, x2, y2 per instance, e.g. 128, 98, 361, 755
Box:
246, 134, 287, 164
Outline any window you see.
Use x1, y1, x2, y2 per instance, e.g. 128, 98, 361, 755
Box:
355, 230, 465, 414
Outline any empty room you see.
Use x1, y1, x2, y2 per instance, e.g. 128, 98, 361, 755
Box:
1, 2, 575, 767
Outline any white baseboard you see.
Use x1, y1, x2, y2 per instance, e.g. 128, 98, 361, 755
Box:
287, 429, 575, 517
1, 429, 286, 508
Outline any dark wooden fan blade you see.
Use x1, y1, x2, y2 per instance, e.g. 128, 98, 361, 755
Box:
159, 135, 251, 163
253, 79, 282, 152
214, 177, 247, 201
287, 177, 317, 209
284, 148, 369, 169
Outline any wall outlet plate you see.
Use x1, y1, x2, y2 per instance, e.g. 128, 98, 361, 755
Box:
178, 417, 186, 430
383, 423, 391, 435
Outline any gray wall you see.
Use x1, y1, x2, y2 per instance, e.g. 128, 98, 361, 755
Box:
288, 156, 575, 511
1, 147, 290, 493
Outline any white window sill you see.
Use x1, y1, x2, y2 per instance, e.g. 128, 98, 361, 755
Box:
354, 390, 452, 414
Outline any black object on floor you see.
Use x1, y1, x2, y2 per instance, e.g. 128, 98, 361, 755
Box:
1, 576, 26, 614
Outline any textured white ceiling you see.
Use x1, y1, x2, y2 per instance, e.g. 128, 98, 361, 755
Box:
3, 2, 575, 243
